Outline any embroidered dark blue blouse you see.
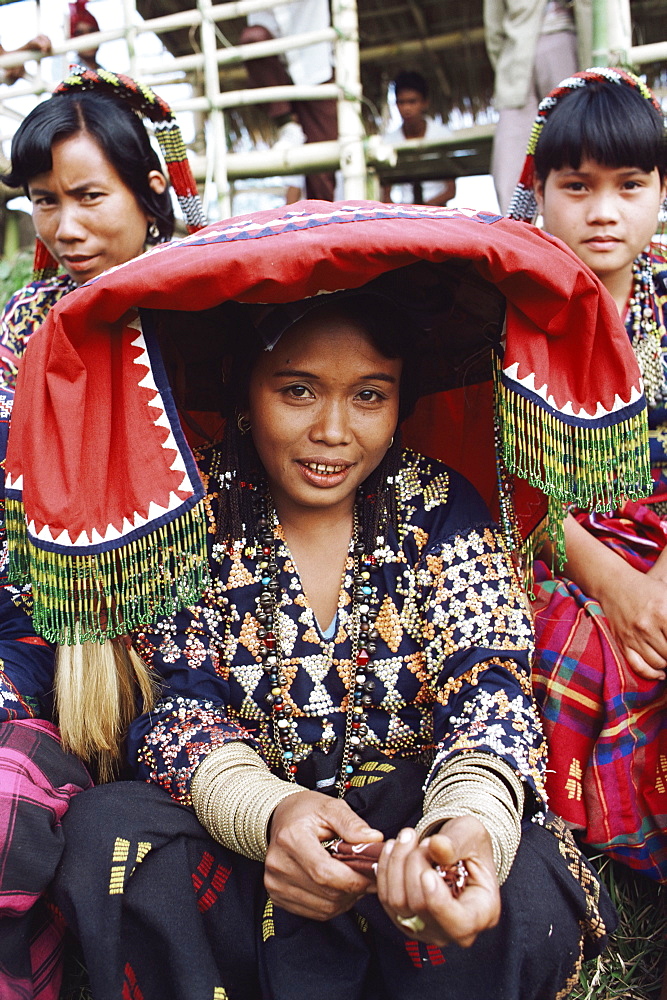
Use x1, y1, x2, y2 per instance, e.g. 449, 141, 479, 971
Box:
128, 448, 546, 813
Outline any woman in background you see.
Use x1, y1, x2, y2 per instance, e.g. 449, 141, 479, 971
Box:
0, 67, 205, 1000
0, 65, 206, 391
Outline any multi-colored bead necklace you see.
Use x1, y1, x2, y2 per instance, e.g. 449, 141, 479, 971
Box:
628, 253, 666, 410
254, 488, 380, 795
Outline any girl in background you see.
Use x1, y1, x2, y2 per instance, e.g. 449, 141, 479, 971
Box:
508, 67, 667, 883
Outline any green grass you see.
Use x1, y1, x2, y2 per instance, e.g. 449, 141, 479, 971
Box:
571, 854, 667, 1000
58, 854, 666, 999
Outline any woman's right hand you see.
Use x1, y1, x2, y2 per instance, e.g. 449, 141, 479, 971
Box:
265, 790, 383, 920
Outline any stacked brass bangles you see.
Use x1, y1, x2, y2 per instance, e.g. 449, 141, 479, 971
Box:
415, 752, 524, 884
191, 742, 307, 861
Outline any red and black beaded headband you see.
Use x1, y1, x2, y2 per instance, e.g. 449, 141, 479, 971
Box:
506, 67, 662, 224
33, 66, 207, 279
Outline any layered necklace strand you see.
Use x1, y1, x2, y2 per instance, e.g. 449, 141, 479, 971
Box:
254, 489, 380, 795
628, 253, 666, 409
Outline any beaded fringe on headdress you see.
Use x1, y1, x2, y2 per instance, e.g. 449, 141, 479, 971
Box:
33, 66, 206, 280
492, 354, 650, 565
5, 498, 210, 644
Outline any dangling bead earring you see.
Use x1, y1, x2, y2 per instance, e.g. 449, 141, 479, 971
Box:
237, 412, 251, 435
147, 221, 160, 241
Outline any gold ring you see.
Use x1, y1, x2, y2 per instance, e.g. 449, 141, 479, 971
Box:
396, 914, 425, 934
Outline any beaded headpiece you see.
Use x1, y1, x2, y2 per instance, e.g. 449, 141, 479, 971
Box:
33, 66, 206, 279
506, 67, 662, 224
5, 202, 650, 644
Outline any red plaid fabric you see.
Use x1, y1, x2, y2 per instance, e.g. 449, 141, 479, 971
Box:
532, 501, 667, 882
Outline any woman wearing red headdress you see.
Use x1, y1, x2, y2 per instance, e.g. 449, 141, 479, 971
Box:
3, 200, 639, 998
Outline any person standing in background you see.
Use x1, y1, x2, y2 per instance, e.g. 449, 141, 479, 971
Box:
240, 0, 337, 202
484, 0, 591, 213
68, 0, 102, 71
381, 71, 456, 206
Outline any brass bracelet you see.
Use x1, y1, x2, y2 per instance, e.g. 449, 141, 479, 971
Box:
416, 754, 524, 884
191, 743, 306, 861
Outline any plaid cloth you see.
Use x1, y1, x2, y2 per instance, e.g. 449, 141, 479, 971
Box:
532, 498, 667, 882
0, 719, 92, 999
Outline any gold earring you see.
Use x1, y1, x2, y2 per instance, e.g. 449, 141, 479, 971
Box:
237, 412, 251, 435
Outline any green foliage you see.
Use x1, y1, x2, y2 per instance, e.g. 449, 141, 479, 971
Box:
0, 250, 33, 311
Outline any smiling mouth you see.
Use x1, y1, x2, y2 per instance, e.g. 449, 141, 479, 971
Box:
301, 461, 350, 475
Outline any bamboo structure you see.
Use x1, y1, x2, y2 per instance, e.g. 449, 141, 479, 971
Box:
0, 0, 664, 223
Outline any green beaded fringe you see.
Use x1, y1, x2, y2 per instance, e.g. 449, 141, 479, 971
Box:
5, 498, 211, 645
493, 355, 652, 566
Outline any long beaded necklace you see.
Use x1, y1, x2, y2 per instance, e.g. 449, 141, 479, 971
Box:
254, 487, 380, 795
628, 253, 666, 410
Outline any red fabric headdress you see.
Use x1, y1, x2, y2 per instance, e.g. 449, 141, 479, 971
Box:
6, 201, 650, 643
69, 0, 99, 36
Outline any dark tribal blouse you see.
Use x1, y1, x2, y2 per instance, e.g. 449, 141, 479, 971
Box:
129, 448, 547, 816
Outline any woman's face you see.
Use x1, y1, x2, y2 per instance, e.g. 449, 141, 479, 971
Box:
28, 132, 166, 285
535, 158, 666, 292
247, 309, 402, 521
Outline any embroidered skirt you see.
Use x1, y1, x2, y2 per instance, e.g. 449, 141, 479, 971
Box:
52, 778, 616, 1000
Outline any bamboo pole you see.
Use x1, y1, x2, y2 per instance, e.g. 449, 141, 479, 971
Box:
169, 83, 339, 113
198, 0, 231, 218
606, 0, 632, 64
592, 0, 631, 64
139, 28, 337, 76
630, 40, 667, 64
591, 0, 609, 63
333, 0, 366, 198
123, 0, 139, 78
187, 124, 490, 182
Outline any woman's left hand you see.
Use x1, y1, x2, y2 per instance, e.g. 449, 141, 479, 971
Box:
376, 816, 501, 947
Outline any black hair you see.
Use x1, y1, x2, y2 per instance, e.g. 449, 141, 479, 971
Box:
534, 79, 667, 183
393, 70, 428, 101
3, 91, 174, 242
215, 293, 419, 553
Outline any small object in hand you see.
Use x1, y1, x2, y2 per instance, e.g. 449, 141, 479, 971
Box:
396, 913, 426, 934
436, 859, 469, 898
325, 840, 469, 896
325, 839, 382, 877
